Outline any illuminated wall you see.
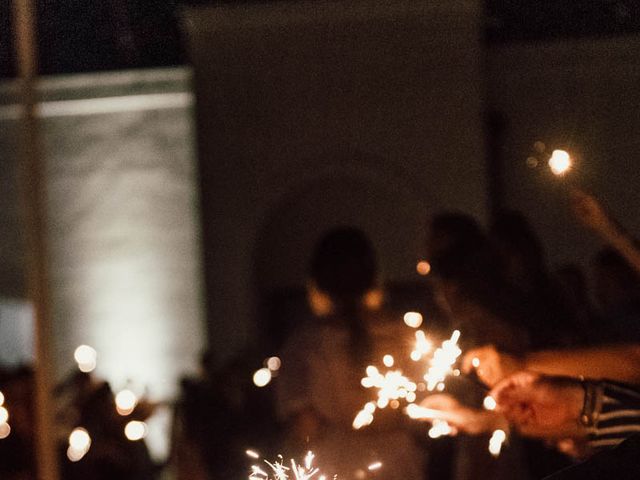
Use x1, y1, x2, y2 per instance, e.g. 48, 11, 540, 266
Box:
184, 0, 487, 364
0, 68, 205, 458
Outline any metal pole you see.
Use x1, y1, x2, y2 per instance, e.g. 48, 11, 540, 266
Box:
12, 1, 60, 479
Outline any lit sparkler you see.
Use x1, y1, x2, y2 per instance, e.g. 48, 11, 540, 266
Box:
488, 429, 507, 457
423, 330, 462, 391
410, 330, 431, 362
247, 451, 328, 480
353, 361, 417, 429
548, 149, 572, 176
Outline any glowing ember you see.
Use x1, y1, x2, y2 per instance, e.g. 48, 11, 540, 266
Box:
355, 363, 417, 429
405, 404, 445, 420
416, 261, 431, 276
115, 389, 138, 416
383, 355, 394, 368
0, 407, 8, 425
423, 330, 462, 391
248, 451, 328, 480
410, 330, 431, 361
404, 312, 424, 328
124, 421, 147, 441
253, 368, 273, 387
74, 345, 97, 373
548, 149, 571, 176
68, 427, 91, 461
489, 429, 507, 457
483, 396, 497, 411
267, 357, 282, 371
428, 419, 454, 439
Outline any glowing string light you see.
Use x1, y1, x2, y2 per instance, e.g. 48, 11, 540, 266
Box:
428, 419, 454, 439
67, 427, 91, 462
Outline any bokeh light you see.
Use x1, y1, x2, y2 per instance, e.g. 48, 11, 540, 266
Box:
403, 312, 423, 329
266, 356, 281, 371
548, 149, 571, 176
416, 261, 431, 276
125, 421, 147, 441
253, 368, 272, 387
115, 389, 138, 416
74, 345, 97, 373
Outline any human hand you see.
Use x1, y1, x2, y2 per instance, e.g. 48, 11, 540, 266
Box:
570, 188, 616, 235
490, 372, 586, 439
462, 345, 524, 387
413, 394, 504, 435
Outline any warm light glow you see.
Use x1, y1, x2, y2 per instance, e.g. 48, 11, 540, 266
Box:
249, 451, 326, 479
69, 427, 91, 451
404, 312, 423, 329
115, 389, 138, 416
266, 357, 281, 371
0, 423, 10, 439
548, 149, 572, 176
0, 407, 8, 425
483, 396, 497, 411
355, 365, 418, 429
74, 345, 98, 373
471, 357, 480, 368
125, 421, 148, 441
416, 261, 431, 276
405, 404, 444, 420
428, 419, 454, 439
424, 330, 462, 391
0, 391, 4, 406
383, 355, 394, 368
246, 449, 260, 459
411, 330, 431, 361
368, 462, 382, 471
253, 368, 272, 387
68, 427, 92, 461
489, 429, 507, 457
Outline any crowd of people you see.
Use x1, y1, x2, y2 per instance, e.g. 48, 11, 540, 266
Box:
3, 187, 640, 479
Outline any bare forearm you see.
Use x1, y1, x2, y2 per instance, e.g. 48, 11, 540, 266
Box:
525, 345, 640, 383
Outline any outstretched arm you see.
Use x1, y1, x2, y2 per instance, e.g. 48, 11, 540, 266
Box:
571, 188, 640, 275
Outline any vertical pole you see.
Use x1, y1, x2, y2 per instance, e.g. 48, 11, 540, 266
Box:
12, 1, 60, 479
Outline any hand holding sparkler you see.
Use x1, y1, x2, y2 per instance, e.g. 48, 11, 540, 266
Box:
407, 394, 507, 436
489, 372, 586, 439
462, 345, 524, 388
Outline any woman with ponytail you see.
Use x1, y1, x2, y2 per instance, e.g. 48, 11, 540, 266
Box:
277, 227, 424, 479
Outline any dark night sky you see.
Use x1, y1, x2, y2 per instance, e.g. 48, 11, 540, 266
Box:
1, 0, 640, 79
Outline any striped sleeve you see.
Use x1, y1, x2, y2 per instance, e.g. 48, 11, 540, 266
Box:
588, 381, 640, 450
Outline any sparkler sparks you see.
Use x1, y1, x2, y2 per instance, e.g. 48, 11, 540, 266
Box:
354, 363, 418, 428
489, 429, 507, 457
410, 330, 431, 362
423, 330, 462, 391
247, 451, 335, 480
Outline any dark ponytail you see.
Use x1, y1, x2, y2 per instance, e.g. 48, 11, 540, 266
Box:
310, 227, 376, 366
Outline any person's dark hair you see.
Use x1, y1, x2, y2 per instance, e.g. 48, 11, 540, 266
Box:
490, 210, 546, 280
310, 227, 376, 364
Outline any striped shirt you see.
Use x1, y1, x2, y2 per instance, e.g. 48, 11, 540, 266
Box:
587, 381, 640, 450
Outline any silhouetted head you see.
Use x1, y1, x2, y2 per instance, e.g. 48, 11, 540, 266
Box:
310, 226, 377, 303
490, 211, 546, 290
428, 212, 484, 260
593, 247, 640, 311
